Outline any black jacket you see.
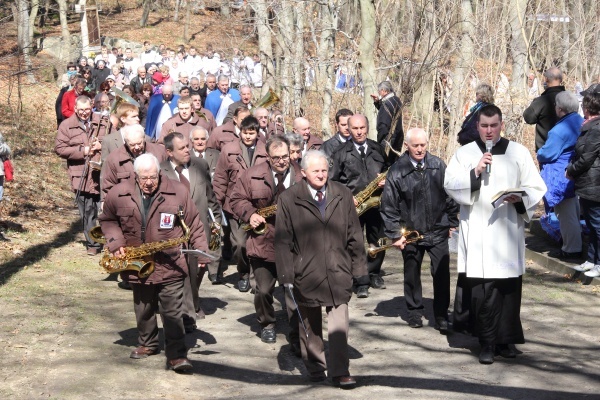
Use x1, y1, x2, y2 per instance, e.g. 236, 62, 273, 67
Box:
321, 134, 347, 158
330, 139, 388, 195
567, 116, 600, 201
380, 151, 459, 246
375, 94, 404, 160
523, 85, 565, 150
130, 75, 152, 94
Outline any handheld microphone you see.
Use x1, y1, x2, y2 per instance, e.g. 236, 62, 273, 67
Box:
485, 140, 493, 174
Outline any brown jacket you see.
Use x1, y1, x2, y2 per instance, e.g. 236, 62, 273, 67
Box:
160, 158, 222, 240
212, 140, 268, 214
98, 174, 209, 284
275, 180, 368, 307
206, 121, 237, 151
230, 161, 302, 262
100, 142, 167, 200
55, 113, 107, 194
101, 130, 151, 163
305, 134, 323, 151
158, 112, 215, 144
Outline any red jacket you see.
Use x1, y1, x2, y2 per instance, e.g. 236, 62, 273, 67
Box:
99, 174, 209, 284
230, 161, 302, 262
61, 89, 78, 119
212, 140, 268, 214
55, 113, 107, 194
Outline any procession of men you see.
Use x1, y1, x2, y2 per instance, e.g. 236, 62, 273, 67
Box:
54, 41, 570, 388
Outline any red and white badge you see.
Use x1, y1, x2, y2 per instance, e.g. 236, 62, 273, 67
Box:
160, 213, 175, 229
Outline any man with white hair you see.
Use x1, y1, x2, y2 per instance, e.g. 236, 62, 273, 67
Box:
204, 75, 241, 125
190, 127, 220, 176
380, 127, 458, 332
99, 153, 210, 372
173, 71, 191, 95
224, 85, 253, 124
275, 150, 368, 387
292, 117, 322, 160
101, 124, 167, 201
55, 96, 105, 255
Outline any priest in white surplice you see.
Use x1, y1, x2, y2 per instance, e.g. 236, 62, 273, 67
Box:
444, 105, 546, 365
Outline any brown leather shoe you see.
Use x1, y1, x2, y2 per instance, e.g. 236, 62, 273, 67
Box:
168, 358, 193, 372
332, 375, 356, 388
129, 346, 159, 359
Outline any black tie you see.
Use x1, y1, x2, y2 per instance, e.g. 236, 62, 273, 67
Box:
275, 172, 286, 198
416, 162, 423, 172
358, 145, 367, 168
247, 146, 255, 166
175, 165, 190, 191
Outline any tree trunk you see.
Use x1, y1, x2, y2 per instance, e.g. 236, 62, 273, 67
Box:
140, 0, 152, 27
14, 0, 36, 83
173, 0, 181, 21
276, 0, 295, 117
291, 3, 305, 117
29, 0, 39, 48
183, 0, 190, 41
316, 1, 337, 138
78, 0, 88, 55
250, 0, 276, 96
38, 0, 50, 28
445, 0, 475, 161
508, 0, 528, 94
358, 0, 377, 139
221, 1, 230, 17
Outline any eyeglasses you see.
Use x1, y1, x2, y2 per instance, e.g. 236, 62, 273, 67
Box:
76, 108, 92, 113
270, 155, 290, 163
137, 175, 158, 182
257, 116, 268, 119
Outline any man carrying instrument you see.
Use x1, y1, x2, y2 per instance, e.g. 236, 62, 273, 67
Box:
99, 153, 210, 372
275, 150, 368, 387
161, 132, 223, 330
380, 128, 459, 331
55, 96, 106, 256
330, 114, 389, 297
230, 136, 302, 347
213, 116, 268, 292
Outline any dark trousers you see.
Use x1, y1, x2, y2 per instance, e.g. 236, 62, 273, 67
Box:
468, 276, 524, 346
401, 240, 450, 320
77, 191, 100, 250
452, 273, 472, 333
225, 211, 250, 280
359, 207, 385, 275
299, 303, 349, 379
580, 197, 600, 264
250, 258, 277, 329
132, 279, 187, 360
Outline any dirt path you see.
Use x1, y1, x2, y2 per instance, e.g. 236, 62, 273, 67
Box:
0, 214, 598, 399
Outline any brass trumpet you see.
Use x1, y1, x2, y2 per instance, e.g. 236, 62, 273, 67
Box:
367, 228, 424, 258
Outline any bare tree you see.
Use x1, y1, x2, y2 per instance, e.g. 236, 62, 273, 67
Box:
12, 0, 36, 83
358, 0, 377, 138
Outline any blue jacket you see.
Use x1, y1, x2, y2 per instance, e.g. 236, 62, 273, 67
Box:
204, 89, 241, 118
537, 112, 583, 207
145, 94, 180, 140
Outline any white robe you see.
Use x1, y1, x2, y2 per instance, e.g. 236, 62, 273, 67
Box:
444, 140, 546, 279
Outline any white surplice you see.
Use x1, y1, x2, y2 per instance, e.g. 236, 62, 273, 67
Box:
444, 139, 546, 279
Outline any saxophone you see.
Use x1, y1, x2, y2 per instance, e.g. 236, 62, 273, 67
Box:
95, 208, 191, 278
240, 204, 278, 235
355, 170, 388, 217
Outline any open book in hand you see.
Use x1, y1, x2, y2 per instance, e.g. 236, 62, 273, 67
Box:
491, 189, 527, 209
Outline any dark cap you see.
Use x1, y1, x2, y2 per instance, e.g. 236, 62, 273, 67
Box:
581, 83, 600, 96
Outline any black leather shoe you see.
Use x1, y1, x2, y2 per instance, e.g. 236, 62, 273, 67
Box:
548, 249, 581, 260
209, 272, 223, 284
479, 345, 495, 364
238, 278, 250, 292
435, 318, 450, 334
370, 275, 386, 289
408, 316, 423, 328
261, 327, 276, 343
356, 285, 369, 298
495, 344, 517, 358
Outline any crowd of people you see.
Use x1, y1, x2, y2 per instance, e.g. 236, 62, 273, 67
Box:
53, 49, 600, 387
